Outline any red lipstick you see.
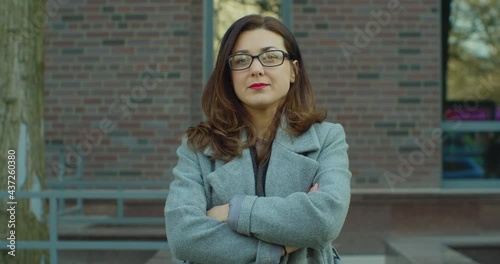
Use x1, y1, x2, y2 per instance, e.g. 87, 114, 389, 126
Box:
249, 83, 268, 90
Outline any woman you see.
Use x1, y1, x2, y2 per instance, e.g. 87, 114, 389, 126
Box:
165, 14, 351, 264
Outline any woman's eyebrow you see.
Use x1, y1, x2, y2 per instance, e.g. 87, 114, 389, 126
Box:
261, 46, 278, 51
234, 46, 278, 54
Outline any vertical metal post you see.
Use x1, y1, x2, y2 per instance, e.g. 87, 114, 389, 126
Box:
58, 149, 65, 214
116, 198, 125, 223
281, 0, 293, 30
76, 145, 83, 213
76, 145, 83, 181
50, 196, 58, 264
203, 0, 214, 85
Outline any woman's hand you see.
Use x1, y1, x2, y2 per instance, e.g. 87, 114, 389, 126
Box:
308, 183, 319, 193
207, 203, 230, 222
281, 184, 319, 256
282, 246, 299, 256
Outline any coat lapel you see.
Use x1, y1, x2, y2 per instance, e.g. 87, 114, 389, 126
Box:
204, 124, 322, 201
206, 148, 256, 203
273, 124, 321, 154
266, 125, 321, 197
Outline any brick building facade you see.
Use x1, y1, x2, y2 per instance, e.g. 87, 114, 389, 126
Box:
43, 0, 499, 256
292, 0, 441, 189
45, 0, 203, 180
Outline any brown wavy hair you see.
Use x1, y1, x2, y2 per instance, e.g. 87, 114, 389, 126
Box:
185, 14, 326, 163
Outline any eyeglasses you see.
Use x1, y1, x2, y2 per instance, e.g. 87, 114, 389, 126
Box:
227, 50, 290, 71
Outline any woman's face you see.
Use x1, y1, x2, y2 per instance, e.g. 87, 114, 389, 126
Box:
230, 29, 297, 114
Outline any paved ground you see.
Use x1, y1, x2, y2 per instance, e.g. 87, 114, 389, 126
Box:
59, 250, 176, 264
58, 250, 158, 264
58, 223, 386, 264
59, 250, 385, 264
342, 255, 386, 264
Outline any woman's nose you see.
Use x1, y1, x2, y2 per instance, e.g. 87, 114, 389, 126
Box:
249, 57, 264, 76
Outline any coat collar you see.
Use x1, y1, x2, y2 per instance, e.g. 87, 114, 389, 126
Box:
273, 124, 320, 154
205, 123, 322, 202
202, 123, 321, 157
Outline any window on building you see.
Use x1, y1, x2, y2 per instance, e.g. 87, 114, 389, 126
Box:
442, 0, 500, 187
213, 0, 281, 60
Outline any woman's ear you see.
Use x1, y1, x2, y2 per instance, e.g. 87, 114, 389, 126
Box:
291, 60, 299, 83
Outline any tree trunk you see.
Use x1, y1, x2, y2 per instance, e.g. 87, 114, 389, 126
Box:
0, 0, 48, 263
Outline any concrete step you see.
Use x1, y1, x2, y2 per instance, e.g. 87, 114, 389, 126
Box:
59, 222, 166, 240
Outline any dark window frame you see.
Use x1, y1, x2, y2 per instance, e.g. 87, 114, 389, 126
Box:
441, 0, 500, 188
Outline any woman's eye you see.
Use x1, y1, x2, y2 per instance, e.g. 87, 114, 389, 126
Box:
262, 52, 279, 61
234, 56, 249, 64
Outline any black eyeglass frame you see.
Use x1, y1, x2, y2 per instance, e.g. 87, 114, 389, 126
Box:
227, 50, 291, 71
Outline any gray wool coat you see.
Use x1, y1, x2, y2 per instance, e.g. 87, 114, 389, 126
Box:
165, 122, 351, 264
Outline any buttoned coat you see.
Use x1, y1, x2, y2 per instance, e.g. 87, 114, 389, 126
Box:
165, 122, 351, 264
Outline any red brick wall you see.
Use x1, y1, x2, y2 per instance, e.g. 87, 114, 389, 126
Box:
293, 0, 442, 189
44, 0, 202, 180
44, 0, 441, 188
42, 0, 500, 256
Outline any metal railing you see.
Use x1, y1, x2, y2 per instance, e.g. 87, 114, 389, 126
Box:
44, 179, 170, 224
0, 189, 169, 264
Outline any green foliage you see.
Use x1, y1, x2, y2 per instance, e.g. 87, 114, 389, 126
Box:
447, 0, 500, 105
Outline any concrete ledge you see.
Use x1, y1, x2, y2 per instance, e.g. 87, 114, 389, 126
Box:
59, 222, 166, 239
352, 188, 500, 196
385, 235, 500, 264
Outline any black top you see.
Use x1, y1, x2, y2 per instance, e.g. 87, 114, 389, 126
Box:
249, 146, 270, 197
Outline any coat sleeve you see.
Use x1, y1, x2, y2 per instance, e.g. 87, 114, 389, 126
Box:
165, 138, 282, 264
229, 124, 351, 249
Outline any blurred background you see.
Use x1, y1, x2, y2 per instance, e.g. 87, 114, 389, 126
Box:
1, 0, 499, 263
